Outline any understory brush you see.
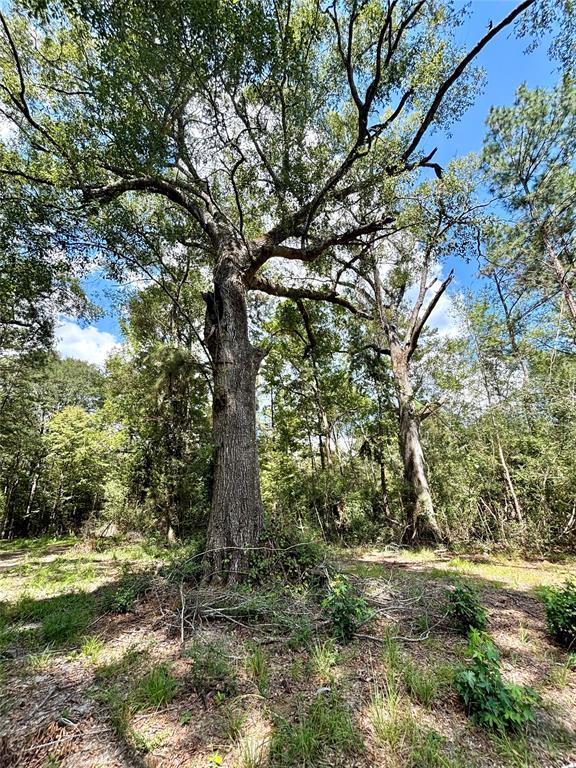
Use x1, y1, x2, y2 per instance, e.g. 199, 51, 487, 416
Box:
446, 583, 488, 634
321, 574, 372, 643
542, 579, 576, 649
247, 526, 328, 588
101, 566, 152, 613
454, 630, 540, 733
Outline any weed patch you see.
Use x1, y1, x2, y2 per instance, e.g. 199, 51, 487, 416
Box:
186, 638, 236, 698
133, 664, 180, 708
454, 630, 540, 733
270, 690, 361, 767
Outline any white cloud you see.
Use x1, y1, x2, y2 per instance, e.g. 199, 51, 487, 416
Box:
0, 116, 16, 142
55, 318, 121, 367
429, 291, 462, 339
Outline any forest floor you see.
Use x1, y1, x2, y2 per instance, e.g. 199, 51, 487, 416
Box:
0, 537, 575, 768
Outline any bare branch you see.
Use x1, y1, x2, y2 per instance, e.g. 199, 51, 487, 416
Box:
251, 216, 395, 277
408, 269, 454, 360
403, 0, 536, 162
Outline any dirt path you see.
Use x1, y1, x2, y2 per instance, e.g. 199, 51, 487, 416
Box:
0, 543, 73, 572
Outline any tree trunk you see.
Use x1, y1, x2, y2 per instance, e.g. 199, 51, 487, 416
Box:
203, 250, 265, 583
496, 435, 522, 524
392, 351, 442, 545
544, 236, 576, 332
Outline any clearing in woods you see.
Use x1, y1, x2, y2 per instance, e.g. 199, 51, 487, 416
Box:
0, 537, 575, 767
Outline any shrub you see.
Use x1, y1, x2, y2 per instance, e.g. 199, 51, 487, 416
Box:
321, 574, 371, 643
454, 630, 540, 733
446, 583, 488, 634
285, 615, 314, 650
247, 526, 327, 587
161, 538, 206, 584
542, 579, 576, 649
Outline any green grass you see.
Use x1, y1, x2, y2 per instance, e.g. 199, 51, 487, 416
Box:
78, 634, 105, 662
0, 535, 78, 555
546, 658, 573, 689
270, 691, 361, 767
309, 638, 338, 682
369, 671, 406, 750
3, 591, 98, 649
370, 682, 456, 767
220, 703, 246, 741
133, 664, 180, 708
492, 733, 536, 768
0, 536, 178, 660
21, 558, 99, 593
408, 729, 456, 768
402, 659, 440, 707
245, 642, 270, 696
93, 658, 180, 756
236, 734, 267, 768
382, 630, 402, 673
345, 547, 575, 593
27, 646, 56, 670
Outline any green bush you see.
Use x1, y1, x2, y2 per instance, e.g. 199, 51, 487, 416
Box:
321, 574, 371, 644
247, 526, 327, 587
161, 538, 206, 584
454, 630, 540, 733
446, 583, 488, 634
542, 579, 576, 649
284, 614, 314, 650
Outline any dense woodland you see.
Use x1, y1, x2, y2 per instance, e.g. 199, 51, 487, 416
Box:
1, 0, 575, 573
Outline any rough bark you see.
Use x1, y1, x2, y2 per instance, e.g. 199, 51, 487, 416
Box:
392, 349, 442, 545
203, 246, 265, 583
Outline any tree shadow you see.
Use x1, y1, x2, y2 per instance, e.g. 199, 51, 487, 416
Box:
1, 573, 166, 767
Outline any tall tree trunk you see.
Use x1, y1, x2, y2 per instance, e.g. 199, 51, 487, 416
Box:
392, 350, 442, 545
379, 456, 390, 517
543, 236, 576, 331
495, 434, 523, 524
203, 250, 265, 583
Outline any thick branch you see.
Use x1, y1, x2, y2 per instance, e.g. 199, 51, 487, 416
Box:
250, 216, 395, 277
83, 176, 217, 241
0, 167, 54, 186
250, 276, 371, 318
407, 269, 454, 360
403, 0, 536, 161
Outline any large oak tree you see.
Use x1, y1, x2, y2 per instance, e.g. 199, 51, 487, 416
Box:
0, 0, 559, 580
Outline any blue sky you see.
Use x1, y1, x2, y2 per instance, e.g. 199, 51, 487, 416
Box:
56, 1, 560, 365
